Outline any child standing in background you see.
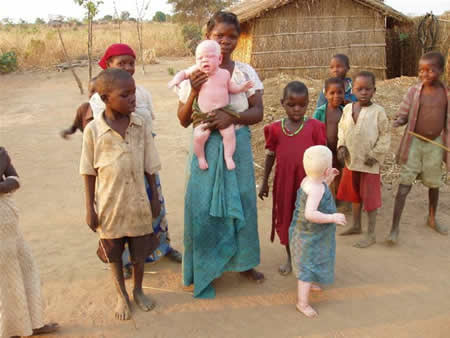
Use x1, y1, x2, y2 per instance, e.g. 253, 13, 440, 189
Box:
316, 54, 357, 108
313, 77, 345, 198
259, 81, 326, 275
387, 52, 449, 244
337, 71, 390, 248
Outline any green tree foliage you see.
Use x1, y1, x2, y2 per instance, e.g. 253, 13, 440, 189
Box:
102, 14, 113, 21
167, 0, 237, 27
35, 18, 46, 25
120, 10, 131, 21
0, 51, 18, 74
153, 11, 167, 22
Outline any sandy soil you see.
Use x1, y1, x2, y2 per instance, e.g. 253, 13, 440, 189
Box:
1, 58, 450, 338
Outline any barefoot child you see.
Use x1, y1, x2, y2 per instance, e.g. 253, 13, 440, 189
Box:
60, 77, 97, 138
259, 81, 326, 275
169, 40, 253, 170
313, 77, 345, 197
337, 71, 390, 248
80, 69, 161, 320
0, 147, 59, 336
387, 52, 450, 244
289, 145, 345, 317
90, 43, 182, 272
316, 54, 357, 108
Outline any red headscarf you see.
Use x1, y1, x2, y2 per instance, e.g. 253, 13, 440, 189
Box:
98, 43, 136, 70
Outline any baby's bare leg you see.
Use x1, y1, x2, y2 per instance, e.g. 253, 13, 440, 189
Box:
296, 280, 317, 317
219, 125, 236, 170
193, 124, 211, 170
133, 262, 155, 312
110, 262, 131, 321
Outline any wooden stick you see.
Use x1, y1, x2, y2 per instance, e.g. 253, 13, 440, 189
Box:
142, 286, 192, 295
408, 131, 450, 152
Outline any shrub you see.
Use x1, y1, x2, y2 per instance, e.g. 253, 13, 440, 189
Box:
0, 51, 18, 73
181, 24, 202, 55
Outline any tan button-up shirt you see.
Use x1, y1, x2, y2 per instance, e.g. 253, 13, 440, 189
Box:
80, 113, 161, 239
338, 103, 390, 174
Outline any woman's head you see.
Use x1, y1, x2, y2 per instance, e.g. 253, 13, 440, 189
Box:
98, 44, 136, 76
281, 81, 309, 122
206, 11, 241, 58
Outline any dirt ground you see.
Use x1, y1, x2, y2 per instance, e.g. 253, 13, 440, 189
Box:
1, 58, 450, 338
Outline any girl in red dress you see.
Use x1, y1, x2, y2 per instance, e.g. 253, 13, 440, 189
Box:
259, 81, 327, 275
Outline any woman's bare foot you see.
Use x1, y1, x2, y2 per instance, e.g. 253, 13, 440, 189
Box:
311, 284, 322, 292
354, 234, 376, 248
240, 269, 265, 283
133, 289, 155, 312
115, 294, 131, 321
167, 249, 182, 263
32, 323, 59, 335
296, 303, 317, 318
340, 225, 362, 236
278, 261, 292, 276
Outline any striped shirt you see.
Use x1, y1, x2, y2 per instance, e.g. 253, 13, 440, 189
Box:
395, 82, 450, 170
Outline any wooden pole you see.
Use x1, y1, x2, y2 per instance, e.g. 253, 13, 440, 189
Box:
57, 28, 84, 94
408, 131, 450, 152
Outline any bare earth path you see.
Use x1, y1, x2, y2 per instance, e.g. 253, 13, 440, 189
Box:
1, 58, 450, 338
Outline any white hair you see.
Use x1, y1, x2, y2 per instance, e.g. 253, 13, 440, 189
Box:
303, 145, 332, 178
195, 40, 221, 57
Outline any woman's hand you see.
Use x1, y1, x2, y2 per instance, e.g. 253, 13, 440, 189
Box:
189, 69, 208, 95
204, 109, 236, 131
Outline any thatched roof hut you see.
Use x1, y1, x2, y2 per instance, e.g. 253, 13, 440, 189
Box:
230, 0, 411, 80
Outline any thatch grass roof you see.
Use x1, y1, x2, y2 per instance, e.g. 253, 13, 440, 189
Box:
230, 0, 411, 23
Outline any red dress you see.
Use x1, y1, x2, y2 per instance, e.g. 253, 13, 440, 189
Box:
264, 118, 327, 245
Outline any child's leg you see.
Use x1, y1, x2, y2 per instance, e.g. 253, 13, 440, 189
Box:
387, 184, 412, 244
110, 262, 131, 321
296, 280, 317, 317
340, 202, 362, 235
193, 124, 211, 170
279, 244, 292, 276
132, 262, 155, 311
427, 188, 448, 235
354, 210, 377, 248
219, 125, 236, 170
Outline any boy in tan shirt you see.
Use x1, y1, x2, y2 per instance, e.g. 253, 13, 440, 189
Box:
80, 69, 161, 320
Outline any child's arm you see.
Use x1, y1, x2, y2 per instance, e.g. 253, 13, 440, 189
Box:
365, 109, 390, 167
83, 175, 98, 232
144, 173, 161, 218
324, 168, 340, 186
337, 109, 349, 166
61, 103, 88, 139
168, 65, 198, 89
258, 153, 275, 200
0, 162, 20, 194
393, 87, 415, 127
304, 183, 346, 225
229, 78, 254, 94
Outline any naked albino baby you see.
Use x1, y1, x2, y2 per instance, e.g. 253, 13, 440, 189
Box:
168, 40, 253, 170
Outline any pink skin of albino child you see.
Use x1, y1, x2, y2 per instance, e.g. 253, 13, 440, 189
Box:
168, 40, 253, 170
297, 146, 346, 317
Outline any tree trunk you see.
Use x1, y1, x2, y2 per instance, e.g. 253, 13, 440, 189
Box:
88, 13, 93, 80
57, 28, 84, 94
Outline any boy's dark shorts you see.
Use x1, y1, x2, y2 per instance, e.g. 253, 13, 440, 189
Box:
97, 233, 159, 264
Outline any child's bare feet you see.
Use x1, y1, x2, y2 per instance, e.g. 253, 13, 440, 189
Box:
386, 228, 399, 245
354, 234, 376, 248
240, 269, 265, 283
198, 158, 209, 170
133, 289, 155, 312
32, 322, 59, 335
296, 303, 317, 318
340, 225, 362, 236
115, 294, 131, 321
278, 261, 292, 276
426, 217, 448, 235
225, 157, 236, 170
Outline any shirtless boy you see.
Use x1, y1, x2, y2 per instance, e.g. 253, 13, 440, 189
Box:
169, 40, 253, 170
387, 52, 450, 244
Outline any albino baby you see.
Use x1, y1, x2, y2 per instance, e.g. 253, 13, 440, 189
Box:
168, 40, 253, 170
289, 145, 345, 317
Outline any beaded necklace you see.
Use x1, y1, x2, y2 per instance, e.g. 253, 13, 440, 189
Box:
281, 117, 307, 136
